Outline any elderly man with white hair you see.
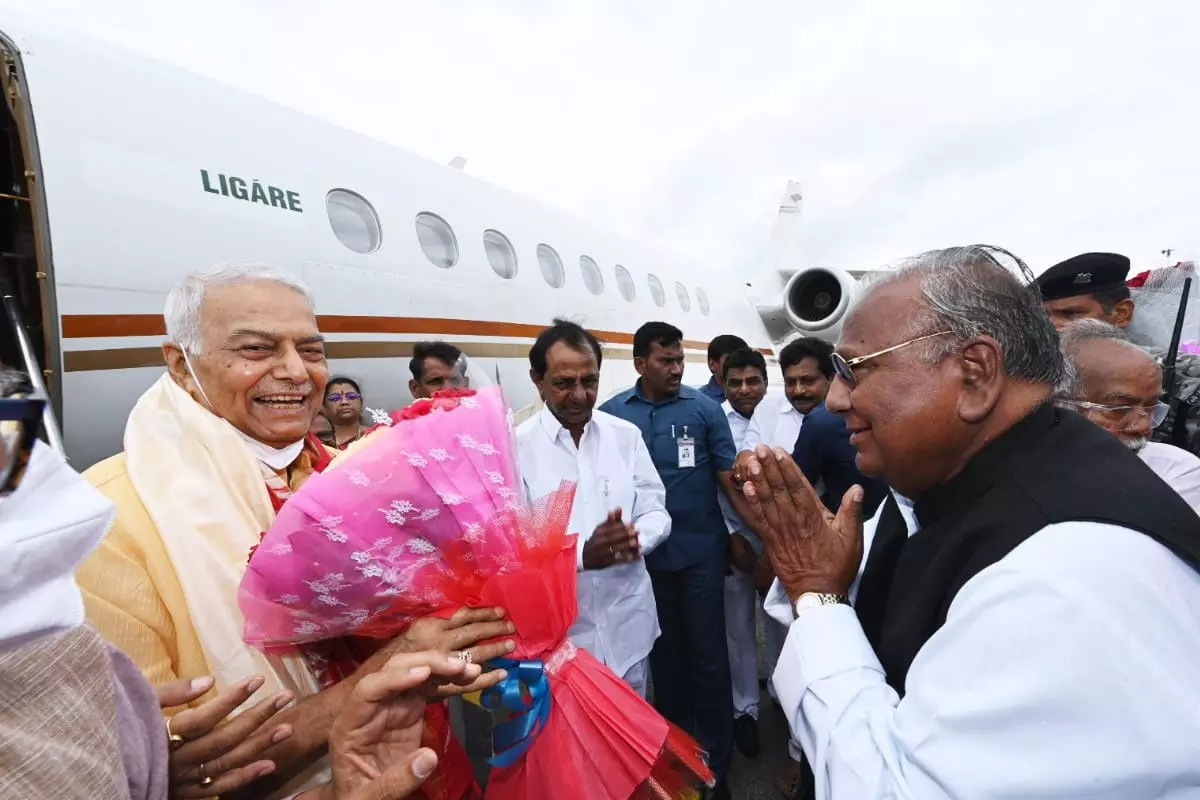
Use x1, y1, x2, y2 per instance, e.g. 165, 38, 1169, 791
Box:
77, 264, 513, 799
1055, 318, 1200, 513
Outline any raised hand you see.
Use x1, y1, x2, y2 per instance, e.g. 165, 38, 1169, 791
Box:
582, 509, 641, 569
156, 675, 293, 799
739, 444, 864, 600
328, 651, 495, 800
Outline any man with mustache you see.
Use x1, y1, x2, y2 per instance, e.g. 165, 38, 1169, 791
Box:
748, 245, 1200, 799
516, 318, 671, 698
76, 264, 513, 799
1056, 318, 1200, 513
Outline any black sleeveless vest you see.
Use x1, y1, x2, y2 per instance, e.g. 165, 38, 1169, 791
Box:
855, 403, 1200, 694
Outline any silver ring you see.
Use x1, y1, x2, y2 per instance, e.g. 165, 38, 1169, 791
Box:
455, 650, 473, 664
197, 762, 213, 787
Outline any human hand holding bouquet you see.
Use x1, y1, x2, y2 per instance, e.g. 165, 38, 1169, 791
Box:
239, 386, 714, 799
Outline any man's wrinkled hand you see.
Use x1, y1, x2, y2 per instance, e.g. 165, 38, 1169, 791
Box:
363, 607, 514, 697
739, 445, 863, 601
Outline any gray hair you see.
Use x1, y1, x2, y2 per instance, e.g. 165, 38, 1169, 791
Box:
865, 244, 1065, 386
0, 365, 30, 397
164, 263, 314, 354
1055, 318, 1148, 398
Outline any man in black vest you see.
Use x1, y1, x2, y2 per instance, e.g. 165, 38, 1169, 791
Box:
744, 245, 1200, 799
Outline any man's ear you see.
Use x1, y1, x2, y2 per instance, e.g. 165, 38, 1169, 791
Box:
408, 378, 419, 398
529, 369, 545, 400
1111, 298, 1135, 328
162, 343, 205, 405
955, 336, 1005, 424
633, 356, 647, 377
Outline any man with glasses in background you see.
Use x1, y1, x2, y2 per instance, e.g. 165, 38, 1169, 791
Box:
1056, 319, 1200, 512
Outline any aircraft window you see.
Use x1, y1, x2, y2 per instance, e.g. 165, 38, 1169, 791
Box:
696, 287, 711, 316
647, 274, 666, 307
675, 281, 691, 312
537, 244, 565, 288
614, 265, 636, 302
483, 230, 518, 279
580, 256, 604, 295
326, 189, 382, 254
415, 212, 459, 268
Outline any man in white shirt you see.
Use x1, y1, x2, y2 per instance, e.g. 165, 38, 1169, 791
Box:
716, 348, 769, 759
515, 319, 671, 697
1056, 318, 1200, 513
737, 336, 834, 797
742, 245, 1200, 799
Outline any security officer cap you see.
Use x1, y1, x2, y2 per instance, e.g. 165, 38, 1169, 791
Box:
1037, 252, 1131, 301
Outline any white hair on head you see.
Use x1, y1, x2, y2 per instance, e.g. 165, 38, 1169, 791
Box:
164, 263, 314, 354
1055, 318, 1155, 398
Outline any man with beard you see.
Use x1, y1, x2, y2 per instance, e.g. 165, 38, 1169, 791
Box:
516, 319, 670, 697
77, 264, 513, 799
746, 245, 1200, 799
1056, 319, 1200, 512
409, 341, 468, 399
716, 348, 769, 758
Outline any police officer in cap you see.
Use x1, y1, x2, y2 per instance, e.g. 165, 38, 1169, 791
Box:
1037, 252, 1135, 330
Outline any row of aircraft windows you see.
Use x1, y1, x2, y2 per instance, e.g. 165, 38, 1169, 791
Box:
325, 188, 712, 316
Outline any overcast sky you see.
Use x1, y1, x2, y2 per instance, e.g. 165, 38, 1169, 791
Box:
27, 0, 1200, 277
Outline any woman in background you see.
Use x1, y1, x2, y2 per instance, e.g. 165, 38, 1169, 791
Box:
321, 377, 367, 449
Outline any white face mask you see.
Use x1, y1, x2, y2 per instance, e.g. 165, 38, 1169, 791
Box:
181, 348, 306, 470
0, 442, 116, 648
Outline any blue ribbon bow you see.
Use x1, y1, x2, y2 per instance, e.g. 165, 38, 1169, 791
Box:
479, 658, 552, 767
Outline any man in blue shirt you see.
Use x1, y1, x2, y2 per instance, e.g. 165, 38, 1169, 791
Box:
791, 402, 888, 517
601, 322, 751, 800
698, 334, 749, 403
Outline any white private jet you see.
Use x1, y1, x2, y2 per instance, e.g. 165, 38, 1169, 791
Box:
0, 9, 865, 468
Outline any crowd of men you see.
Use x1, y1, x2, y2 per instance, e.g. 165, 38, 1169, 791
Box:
4, 245, 1200, 800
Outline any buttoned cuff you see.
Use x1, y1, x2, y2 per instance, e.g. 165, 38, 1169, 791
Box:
779, 604, 882, 689
764, 578, 795, 627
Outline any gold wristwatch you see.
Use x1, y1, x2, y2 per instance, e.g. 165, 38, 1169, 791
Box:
793, 592, 850, 615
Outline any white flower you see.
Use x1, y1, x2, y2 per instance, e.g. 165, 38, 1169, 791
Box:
381, 506, 408, 526
294, 620, 322, 637
277, 593, 301, 605
401, 451, 428, 469
360, 563, 383, 578
456, 434, 478, 450
350, 551, 371, 564
314, 593, 346, 607
346, 469, 371, 487
266, 541, 293, 556
460, 397, 481, 410
429, 448, 453, 462
407, 537, 437, 554
318, 516, 348, 543
486, 471, 505, 485
440, 492, 466, 506
418, 508, 441, 521
325, 530, 348, 544
476, 442, 499, 456
463, 523, 486, 543
366, 408, 394, 426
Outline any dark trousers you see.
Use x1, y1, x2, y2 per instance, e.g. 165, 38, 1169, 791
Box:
649, 555, 734, 779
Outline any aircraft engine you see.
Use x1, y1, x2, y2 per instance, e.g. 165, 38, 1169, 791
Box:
777, 265, 858, 342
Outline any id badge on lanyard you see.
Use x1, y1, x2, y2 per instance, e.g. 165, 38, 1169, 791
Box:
674, 424, 696, 469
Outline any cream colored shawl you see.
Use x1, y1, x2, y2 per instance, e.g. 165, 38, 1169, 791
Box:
124, 374, 320, 702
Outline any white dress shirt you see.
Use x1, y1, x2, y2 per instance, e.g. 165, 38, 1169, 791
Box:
769, 512, 1200, 799
742, 392, 806, 454
1139, 441, 1200, 515
516, 407, 671, 677
720, 400, 760, 551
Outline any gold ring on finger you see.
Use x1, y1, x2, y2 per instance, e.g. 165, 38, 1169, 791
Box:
197, 763, 213, 787
165, 716, 185, 750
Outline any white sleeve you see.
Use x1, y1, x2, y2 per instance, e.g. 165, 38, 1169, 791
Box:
741, 402, 767, 453
630, 433, 671, 555
773, 525, 1191, 800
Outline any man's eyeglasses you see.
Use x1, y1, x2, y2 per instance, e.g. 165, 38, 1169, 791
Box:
326, 392, 361, 403
1064, 399, 1170, 428
831, 331, 954, 386
0, 386, 45, 496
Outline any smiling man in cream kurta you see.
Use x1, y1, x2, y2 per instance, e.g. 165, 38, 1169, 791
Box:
76, 263, 513, 800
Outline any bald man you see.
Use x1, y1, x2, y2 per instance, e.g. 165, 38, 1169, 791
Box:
1057, 319, 1200, 514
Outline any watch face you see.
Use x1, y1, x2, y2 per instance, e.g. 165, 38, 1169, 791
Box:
796, 594, 821, 612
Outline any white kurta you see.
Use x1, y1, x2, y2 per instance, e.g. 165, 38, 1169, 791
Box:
516, 407, 671, 684
720, 400, 760, 719
767, 514, 1200, 799
741, 392, 805, 455
1139, 441, 1200, 515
